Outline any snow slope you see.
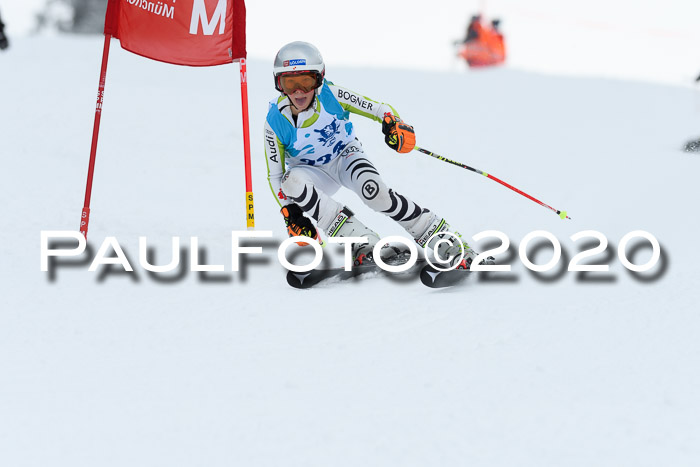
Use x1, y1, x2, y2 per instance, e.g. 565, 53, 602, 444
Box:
1, 34, 700, 467
4, 0, 700, 86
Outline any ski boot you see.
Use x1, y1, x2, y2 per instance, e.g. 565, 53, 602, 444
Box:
326, 207, 407, 266
415, 215, 494, 269
326, 207, 380, 266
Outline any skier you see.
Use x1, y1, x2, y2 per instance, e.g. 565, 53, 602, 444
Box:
457, 14, 505, 67
0, 9, 9, 51
264, 41, 481, 269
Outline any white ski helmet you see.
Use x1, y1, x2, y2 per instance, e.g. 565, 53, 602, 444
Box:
273, 41, 325, 93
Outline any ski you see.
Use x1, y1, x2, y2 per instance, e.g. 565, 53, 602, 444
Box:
419, 256, 496, 288
286, 254, 425, 289
287, 262, 382, 289
419, 265, 472, 288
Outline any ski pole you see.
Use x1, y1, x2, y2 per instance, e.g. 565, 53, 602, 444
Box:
80, 33, 113, 238
414, 146, 571, 220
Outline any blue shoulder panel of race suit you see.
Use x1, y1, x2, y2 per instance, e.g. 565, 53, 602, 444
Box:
266, 101, 297, 151
318, 81, 350, 121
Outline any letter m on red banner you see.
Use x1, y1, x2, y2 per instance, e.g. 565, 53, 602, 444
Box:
104, 0, 246, 66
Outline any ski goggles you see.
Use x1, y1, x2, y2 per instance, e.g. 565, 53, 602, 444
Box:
276, 71, 322, 94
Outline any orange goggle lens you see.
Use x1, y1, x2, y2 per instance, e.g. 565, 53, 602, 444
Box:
279, 73, 319, 94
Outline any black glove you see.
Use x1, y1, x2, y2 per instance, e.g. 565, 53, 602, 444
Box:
382, 113, 416, 153
281, 203, 319, 244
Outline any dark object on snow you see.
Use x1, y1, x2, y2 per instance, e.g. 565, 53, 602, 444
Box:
696, 73, 700, 82
35, 0, 107, 34
464, 15, 482, 42
684, 139, 700, 152
0, 9, 9, 51
69, 0, 107, 34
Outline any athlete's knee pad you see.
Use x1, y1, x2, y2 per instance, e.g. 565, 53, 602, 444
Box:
280, 170, 310, 200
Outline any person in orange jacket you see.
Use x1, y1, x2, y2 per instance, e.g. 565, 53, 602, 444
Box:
459, 15, 505, 67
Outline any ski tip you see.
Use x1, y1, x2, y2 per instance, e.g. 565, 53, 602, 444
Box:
419, 265, 472, 288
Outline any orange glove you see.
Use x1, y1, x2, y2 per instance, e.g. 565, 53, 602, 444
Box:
382, 113, 416, 153
281, 204, 321, 246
